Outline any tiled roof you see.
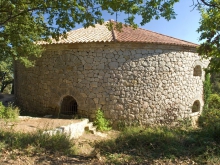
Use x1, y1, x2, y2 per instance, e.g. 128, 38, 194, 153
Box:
38, 23, 113, 45
39, 21, 198, 48
113, 24, 198, 47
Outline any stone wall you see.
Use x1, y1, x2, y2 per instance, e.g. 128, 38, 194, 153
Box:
15, 42, 209, 125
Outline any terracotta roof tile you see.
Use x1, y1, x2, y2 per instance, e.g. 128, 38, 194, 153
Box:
38, 23, 114, 45
39, 21, 198, 48
113, 23, 198, 47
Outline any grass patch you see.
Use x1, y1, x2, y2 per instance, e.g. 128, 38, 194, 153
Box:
94, 126, 220, 164
0, 129, 77, 158
0, 103, 78, 161
0, 102, 19, 122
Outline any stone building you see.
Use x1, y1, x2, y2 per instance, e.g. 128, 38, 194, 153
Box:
15, 21, 209, 125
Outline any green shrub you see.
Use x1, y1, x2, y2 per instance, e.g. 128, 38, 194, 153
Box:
199, 93, 220, 141
94, 109, 111, 131
200, 108, 220, 127
199, 108, 220, 141
203, 73, 212, 108
208, 94, 220, 109
0, 102, 19, 121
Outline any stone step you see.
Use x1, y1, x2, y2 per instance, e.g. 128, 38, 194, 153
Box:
89, 126, 97, 134
43, 118, 104, 139
85, 122, 97, 134
83, 118, 90, 125
43, 118, 90, 139
85, 122, 93, 130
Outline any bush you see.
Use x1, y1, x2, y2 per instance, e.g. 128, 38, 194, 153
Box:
200, 108, 220, 127
199, 93, 220, 141
204, 73, 212, 108
94, 109, 111, 131
0, 102, 19, 121
208, 94, 220, 109
199, 108, 220, 141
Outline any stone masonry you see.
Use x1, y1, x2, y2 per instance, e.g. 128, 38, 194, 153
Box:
15, 42, 209, 126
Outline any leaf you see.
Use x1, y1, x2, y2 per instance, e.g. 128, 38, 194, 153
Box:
0, 0, 180, 66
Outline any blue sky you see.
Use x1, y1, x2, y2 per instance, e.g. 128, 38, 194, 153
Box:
75, 0, 201, 44
108, 0, 201, 44
142, 0, 201, 44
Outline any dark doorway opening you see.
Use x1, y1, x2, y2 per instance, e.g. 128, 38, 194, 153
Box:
60, 96, 77, 115
192, 100, 200, 113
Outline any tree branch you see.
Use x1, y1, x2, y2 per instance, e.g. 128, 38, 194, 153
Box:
0, 6, 54, 26
200, 0, 220, 9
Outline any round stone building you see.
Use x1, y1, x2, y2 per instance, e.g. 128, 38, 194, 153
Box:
15, 21, 209, 125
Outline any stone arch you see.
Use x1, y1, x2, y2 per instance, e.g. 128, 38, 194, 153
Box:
193, 65, 202, 77
60, 95, 77, 115
193, 61, 203, 78
192, 100, 200, 113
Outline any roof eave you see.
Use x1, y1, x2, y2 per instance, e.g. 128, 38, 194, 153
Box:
40, 41, 198, 50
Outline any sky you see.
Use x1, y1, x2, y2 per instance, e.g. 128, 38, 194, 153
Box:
141, 0, 201, 44
74, 0, 202, 44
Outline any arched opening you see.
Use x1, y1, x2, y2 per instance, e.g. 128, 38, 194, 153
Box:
60, 96, 77, 115
193, 65, 202, 77
192, 100, 200, 113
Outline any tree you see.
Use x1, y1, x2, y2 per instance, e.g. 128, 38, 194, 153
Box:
0, 0, 179, 66
196, 0, 220, 71
1, 0, 219, 70
0, 59, 13, 93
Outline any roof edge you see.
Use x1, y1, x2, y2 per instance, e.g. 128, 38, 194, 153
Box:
110, 20, 198, 47
134, 25, 199, 47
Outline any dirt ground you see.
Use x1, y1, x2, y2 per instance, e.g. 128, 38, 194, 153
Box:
0, 93, 86, 133
0, 94, 199, 164
0, 116, 86, 133
0, 116, 120, 165
0, 93, 120, 164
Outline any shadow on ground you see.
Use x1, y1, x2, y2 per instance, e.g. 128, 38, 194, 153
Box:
0, 93, 14, 106
94, 127, 220, 164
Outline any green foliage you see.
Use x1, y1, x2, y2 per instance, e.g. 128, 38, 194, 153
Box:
210, 72, 220, 94
0, 59, 13, 93
203, 73, 212, 106
0, 102, 19, 121
199, 108, 220, 144
197, 1, 220, 71
94, 109, 111, 131
95, 125, 220, 164
0, 0, 179, 65
200, 108, 220, 134
0, 0, 219, 71
199, 94, 220, 141
208, 94, 220, 109
0, 129, 76, 156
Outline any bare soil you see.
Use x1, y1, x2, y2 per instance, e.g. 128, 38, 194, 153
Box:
0, 116, 119, 165
0, 93, 82, 133
0, 93, 119, 164
0, 117, 85, 133
0, 94, 202, 164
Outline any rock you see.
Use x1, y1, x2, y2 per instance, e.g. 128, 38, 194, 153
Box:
109, 62, 118, 69
15, 43, 209, 126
